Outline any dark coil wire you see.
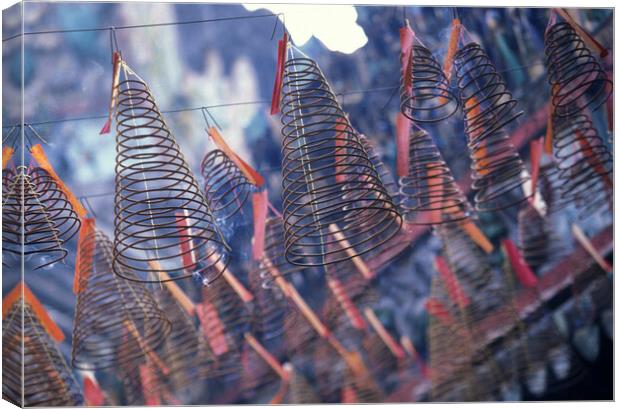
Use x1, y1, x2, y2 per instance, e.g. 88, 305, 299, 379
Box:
551, 112, 612, 214
399, 126, 474, 225
200, 149, 254, 220
359, 134, 400, 200
279, 48, 402, 267
3, 303, 83, 406
153, 285, 214, 393
544, 22, 612, 118
113, 74, 229, 283
454, 42, 530, 211
2, 166, 76, 269
72, 229, 172, 370
400, 44, 459, 123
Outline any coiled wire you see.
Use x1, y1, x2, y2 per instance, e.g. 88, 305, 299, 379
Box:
399, 126, 473, 224
544, 22, 612, 118
113, 70, 228, 283
2, 166, 80, 269
279, 46, 402, 267
72, 229, 172, 370
400, 44, 459, 123
200, 149, 254, 220
517, 205, 567, 273
551, 112, 612, 214
454, 42, 530, 211
3, 302, 83, 406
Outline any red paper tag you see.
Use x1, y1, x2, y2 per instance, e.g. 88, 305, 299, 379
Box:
399, 25, 415, 96
270, 32, 288, 115
435, 257, 470, 308
196, 300, 229, 356
424, 298, 457, 327
327, 278, 367, 330
208, 127, 265, 187
73, 218, 96, 294
396, 112, 412, 177
175, 210, 197, 272
83, 378, 105, 407
252, 190, 269, 260
139, 365, 161, 406
100, 51, 122, 135
502, 239, 538, 288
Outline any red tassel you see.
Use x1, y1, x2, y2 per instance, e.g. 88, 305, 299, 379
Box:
270, 32, 288, 115
502, 239, 538, 288
83, 378, 105, 407
434, 256, 470, 308
252, 190, 268, 260
396, 112, 412, 177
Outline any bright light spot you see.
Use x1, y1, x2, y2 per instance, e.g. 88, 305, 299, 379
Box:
243, 4, 368, 54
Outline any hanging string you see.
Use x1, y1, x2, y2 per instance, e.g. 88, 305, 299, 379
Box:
2, 13, 284, 42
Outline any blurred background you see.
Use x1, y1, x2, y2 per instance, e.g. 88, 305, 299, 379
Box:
2, 2, 613, 403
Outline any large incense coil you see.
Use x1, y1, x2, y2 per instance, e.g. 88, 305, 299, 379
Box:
517, 205, 566, 272
454, 42, 530, 211
551, 113, 612, 213
72, 229, 172, 370
113, 66, 229, 283
152, 286, 214, 393
2, 166, 79, 269
3, 302, 83, 406
200, 149, 254, 220
279, 46, 402, 267
400, 44, 459, 123
399, 126, 474, 225
544, 22, 612, 118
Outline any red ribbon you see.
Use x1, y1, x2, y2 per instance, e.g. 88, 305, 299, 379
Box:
435, 257, 470, 308
502, 239, 538, 288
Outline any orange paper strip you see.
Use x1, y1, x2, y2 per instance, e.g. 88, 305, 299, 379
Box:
30, 144, 87, 218
329, 224, 374, 280
207, 127, 265, 187
2, 146, 14, 169
148, 260, 196, 316
572, 224, 612, 273
244, 332, 287, 379
73, 218, 96, 294
252, 190, 269, 260
364, 308, 406, 360
443, 19, 461, 82
461, 221, 493, 254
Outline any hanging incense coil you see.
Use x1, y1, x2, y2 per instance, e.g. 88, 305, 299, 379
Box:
544, 22, 612, 118
284, 365, 321, 403
279, 47, 402, 267
3, 302, 83, 406
113, 68, 228, 283
362, 331, 400, 379
200, 149, 254, 220
399, 126, 473, 225
152, 286, 214, 393
2, 167, 80, 269
517, 205, 566, 273
400, 44, 459, 123
72, 229, 171, 370
551, 113, 612, 213
454, 42, 530, 211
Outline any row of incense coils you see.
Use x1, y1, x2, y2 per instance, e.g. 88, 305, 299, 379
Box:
2, 9, 612, 405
